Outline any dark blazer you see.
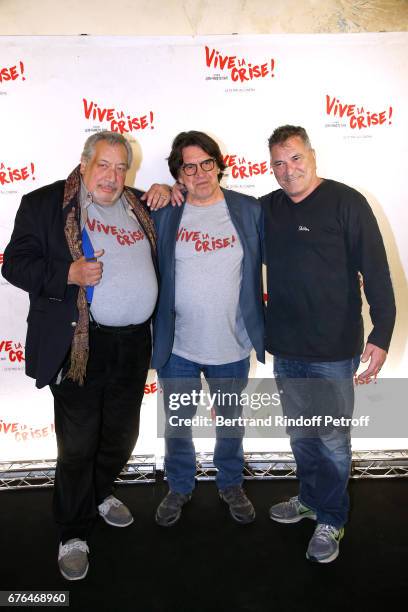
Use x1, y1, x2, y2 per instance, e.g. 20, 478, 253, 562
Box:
151, 188, 265, 369
1, 180, 152, 389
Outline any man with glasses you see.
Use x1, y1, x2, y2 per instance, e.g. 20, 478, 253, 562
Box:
152, 131, 264, 527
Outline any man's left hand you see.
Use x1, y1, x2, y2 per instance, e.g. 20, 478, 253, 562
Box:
357, 342, 387, 382
141, 184, 172, 210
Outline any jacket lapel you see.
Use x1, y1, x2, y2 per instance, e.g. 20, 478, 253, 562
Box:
222, 188, 245, 247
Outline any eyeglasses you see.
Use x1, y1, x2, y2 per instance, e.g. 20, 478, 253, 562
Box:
181, 158, 216, 176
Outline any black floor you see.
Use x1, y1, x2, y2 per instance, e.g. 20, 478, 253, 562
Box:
1, 477, 407, 612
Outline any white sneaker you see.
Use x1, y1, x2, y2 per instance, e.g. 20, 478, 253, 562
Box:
98, 495, 134, 527
58, 538, 89, 581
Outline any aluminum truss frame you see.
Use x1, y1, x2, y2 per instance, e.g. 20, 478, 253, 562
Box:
195, 450, 408, 480
1, 450, 407, 490
0, 455, 156, 490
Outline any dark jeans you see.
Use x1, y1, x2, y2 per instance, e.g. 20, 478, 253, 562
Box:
158, 353, 250, 493
50, 321, 151, 543
274, 355, 360, 529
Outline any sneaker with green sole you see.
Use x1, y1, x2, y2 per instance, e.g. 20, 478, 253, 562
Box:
306, 523, 344, 563
269, 495, 317, 523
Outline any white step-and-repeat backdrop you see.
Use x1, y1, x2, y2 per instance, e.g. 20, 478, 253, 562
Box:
1, 33, 407, 462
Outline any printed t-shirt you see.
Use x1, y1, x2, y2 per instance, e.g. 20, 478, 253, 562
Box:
172, 199, 252, 364
84, 196, 157, 326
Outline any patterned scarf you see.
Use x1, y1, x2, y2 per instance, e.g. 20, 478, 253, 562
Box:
62, 164, 157, 385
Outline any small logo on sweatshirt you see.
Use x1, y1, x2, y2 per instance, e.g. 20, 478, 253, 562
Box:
298, 225, 310, 232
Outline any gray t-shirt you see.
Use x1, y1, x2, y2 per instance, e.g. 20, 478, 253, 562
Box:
84, 196, 158, 326
173, 199, 252, 364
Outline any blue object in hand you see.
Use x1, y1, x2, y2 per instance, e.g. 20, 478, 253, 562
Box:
81, 228, 95, 304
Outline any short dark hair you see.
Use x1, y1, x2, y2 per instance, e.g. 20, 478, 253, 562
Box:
268, 125, 311, 150
168, 131, 226, 182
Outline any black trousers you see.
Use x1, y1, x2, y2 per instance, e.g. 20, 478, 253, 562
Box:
50, 321, 151, 543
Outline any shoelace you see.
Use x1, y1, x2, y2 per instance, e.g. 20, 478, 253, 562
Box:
59, 540, 89, 559
314, 524, 339, 540
287, 496, 314, 513
224, 487, 247, 504
98, 496, 121, 515
166, 492, 188, 505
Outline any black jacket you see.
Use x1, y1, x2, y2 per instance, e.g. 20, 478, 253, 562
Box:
2, 180, 155, 388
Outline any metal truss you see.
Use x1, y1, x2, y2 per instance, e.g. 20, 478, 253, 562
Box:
0, 460, 56, 490
115, 456, 156, 484
195, 452, 299, 480
1, 450, 407, 490
195, 450, 408, 480
0, 455, 156, 491
350, 449, 408, 478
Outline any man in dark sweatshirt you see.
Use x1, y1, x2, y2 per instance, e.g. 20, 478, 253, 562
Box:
261, 125, 395, 564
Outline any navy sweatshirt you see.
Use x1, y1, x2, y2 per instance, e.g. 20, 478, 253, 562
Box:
261, 179, 396, 361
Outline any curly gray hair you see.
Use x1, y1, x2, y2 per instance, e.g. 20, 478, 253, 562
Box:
81, 131, 133, 168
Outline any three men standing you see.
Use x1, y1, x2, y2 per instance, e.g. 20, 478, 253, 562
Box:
2, 125, 396, 576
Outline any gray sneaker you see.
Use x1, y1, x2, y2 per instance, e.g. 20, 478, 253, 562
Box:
219, 485, 255, 524
98, 495, 134, 527
58, 538, 89, 581
269, 496, 317, 523
156, 491, 192, 527
306, 523, 344, 563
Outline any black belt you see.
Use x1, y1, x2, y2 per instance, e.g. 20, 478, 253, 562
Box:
89, 319, 150, 334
